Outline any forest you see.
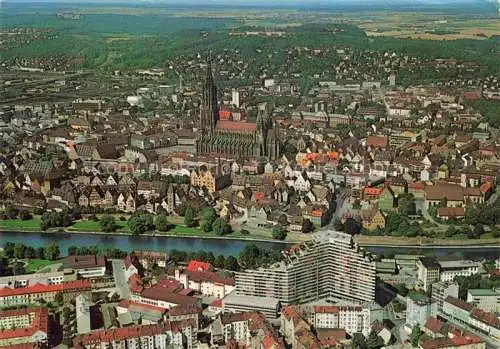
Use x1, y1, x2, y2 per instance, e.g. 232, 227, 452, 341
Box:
1, 4, 499, 77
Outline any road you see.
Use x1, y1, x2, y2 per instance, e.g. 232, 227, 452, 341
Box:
415, 198, 447, 231
111, 259, 131, 300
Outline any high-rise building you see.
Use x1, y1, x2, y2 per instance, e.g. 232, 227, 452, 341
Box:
234, 231, 376, 305
231, 88, 240, 108
431, 281, 459, 312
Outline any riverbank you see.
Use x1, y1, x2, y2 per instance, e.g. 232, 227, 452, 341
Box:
355, 235, 500, 248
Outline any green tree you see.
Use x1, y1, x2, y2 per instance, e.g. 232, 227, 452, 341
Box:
239, 244, 261, 269
214, 254, 225, 269
366, 331, 384, 349
206, 252, 215, 265
3, 242, 15, 258
128, 214, 154, 235
100, 214, 118, 233
272, 226, 287, 240
155, 214, 170, 232
411, 325, 421, 347
19, 210, 32, 221
14, 243, 26, 259
213, 217, 232, 236
351, 332, 367, 349
398, 194, 416, 216
5, 205, 18, 220
68, 246, 78, 255
12, 262, 26, 275
35, 247, 45, 259
44, 243, 60, 260
25, 246, 36, 259
169, 249, 187, 263
184, 207, 197, 227
200, 207, 217, 232
224, 255, 239, 271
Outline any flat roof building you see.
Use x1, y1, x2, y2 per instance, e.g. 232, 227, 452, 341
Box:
235, 231, 376, 305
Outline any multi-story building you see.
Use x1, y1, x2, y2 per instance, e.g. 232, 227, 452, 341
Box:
0, 307, 49, 347
389, 130, 423, 148
466, 289, 500, 313
72, 322, 196, 349
63, 255, 107, 278
406, 296, 437, 328
439, 260, 480, 282
173, 269, 235, 298
431, 281, 459, 312
0, 280, 90, 307
235, 231, 376, 305
0, 270, 76, 288
306, 305, 372, 336
443, 296, 500, 340
221, 293, 280, 319
417, 257, 441, 292
190, 166, 230, 193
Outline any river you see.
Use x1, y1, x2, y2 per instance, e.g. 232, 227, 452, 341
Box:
0, 231, 499, 260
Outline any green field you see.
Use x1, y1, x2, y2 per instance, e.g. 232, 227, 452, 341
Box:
0, 219, 42, 231
70, 220, 128, 232
24, 259, 61, 273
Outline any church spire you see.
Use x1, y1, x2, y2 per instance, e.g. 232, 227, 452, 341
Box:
200, 51, 218, 132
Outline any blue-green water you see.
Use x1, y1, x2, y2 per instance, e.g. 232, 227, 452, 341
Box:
0, 231, 498, 260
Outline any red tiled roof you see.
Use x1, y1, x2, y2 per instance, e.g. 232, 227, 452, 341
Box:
73, 323, 175, 346
364, 187, 382, 196
210, 298, 223, 308
479, 181, 492, 194
215, 120, 256, 133
186, 270, 235, 286
128, 273, 144, 294
445, 296, 473, 312
313, 305, 339, 314
0, 279, 90, 297
367, 136, 388, 149
186, 260, 212, 272
0, 307, 48, 340
140, 288, 196, 307
424, 317, 443, 333
63, 254, 106, 269
420, 334, 483, 349
470, 308, 500, 329
168, 304, 201, 317
437, 207, 465, 218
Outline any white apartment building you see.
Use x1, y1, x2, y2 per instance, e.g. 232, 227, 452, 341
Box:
174, 269, 235, 298
72, 323, 195, 349
0, 307, 48, 347
467, 289, 500, 313
235, 231, 376, 305
0, 271, 74, 288
308, 305, 371, 336
406, 297, 437, 328
439, 260, 480, 282
431, 281, 459, 312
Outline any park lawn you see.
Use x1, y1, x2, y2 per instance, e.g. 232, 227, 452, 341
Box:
70, 220, 128, 232
0, 219, 41, 231
24, 259, 61, 273
170, 225, 204, 235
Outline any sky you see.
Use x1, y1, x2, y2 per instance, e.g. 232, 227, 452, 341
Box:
2, 0, 492, 3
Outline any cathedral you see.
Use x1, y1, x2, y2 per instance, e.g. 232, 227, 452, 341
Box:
195, 60, 280, 160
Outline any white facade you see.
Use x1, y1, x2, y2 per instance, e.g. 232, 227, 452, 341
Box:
467, 289, 500, 313
439, 260, 480, 282
406, 297, 437, 328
